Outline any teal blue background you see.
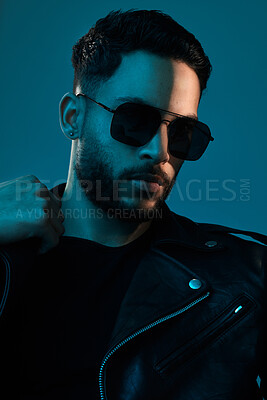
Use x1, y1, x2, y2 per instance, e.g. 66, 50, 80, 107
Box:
0, 0, 266, 234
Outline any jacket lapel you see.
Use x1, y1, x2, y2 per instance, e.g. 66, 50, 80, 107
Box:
107, 247, 210, 350
107, 203, 216, 350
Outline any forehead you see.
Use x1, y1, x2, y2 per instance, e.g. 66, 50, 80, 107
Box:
95, 50, 201, 114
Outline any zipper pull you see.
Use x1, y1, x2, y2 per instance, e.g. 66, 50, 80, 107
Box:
234, 305, 243, 314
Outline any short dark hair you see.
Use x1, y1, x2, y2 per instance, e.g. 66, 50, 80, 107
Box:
72, 9, 212, 99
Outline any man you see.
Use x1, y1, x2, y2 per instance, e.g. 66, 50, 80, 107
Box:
0, 9, 266, 400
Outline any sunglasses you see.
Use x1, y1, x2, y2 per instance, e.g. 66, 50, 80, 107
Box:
76, 93, 214, 161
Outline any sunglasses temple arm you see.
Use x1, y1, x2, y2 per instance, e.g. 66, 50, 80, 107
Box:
198, 125, 214, 141
76, 93, 115, 114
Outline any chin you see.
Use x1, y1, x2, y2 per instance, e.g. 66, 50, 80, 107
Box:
120, 196, 161, 210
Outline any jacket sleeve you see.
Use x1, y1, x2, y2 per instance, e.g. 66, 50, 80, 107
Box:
199, 222, 267, 397
0, 249, 11, 317
258, 257, 267, 399
0, 238, 40, 318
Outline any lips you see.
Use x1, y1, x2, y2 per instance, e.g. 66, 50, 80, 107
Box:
129, 173, 164, 186
129, 173, 165, 194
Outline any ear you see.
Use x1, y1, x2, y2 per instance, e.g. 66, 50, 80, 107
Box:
59, 92, 86, 140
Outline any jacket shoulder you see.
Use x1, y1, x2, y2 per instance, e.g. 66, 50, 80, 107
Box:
168, 210, 267, 253
196, 221, 267, 247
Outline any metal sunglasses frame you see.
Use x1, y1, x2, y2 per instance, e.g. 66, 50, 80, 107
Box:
76, 92, 214, 142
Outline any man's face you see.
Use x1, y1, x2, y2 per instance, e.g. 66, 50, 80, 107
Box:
75, 51, 200, 220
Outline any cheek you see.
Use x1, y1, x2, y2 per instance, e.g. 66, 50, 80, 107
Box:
83, 109, 112, 144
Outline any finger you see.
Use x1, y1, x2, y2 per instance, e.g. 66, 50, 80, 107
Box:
47, 194, 64, 223
36, 186, 62, 211
35, 192, 64, 226
35, 183, 51, 200
3, 175, 41, 184
43, 207, 65, 236
49, 190, 62, 204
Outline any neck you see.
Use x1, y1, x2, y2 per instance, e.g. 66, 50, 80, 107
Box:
60, 176, 152, 247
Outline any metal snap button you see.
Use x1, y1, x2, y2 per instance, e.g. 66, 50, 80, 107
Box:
205, 240, 217, 248
189, 279, 202, 290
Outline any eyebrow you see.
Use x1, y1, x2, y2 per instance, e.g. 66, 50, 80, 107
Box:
114, 96, 198, 121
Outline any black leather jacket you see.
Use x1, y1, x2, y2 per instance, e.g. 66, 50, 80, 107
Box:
0, 195, 266, 400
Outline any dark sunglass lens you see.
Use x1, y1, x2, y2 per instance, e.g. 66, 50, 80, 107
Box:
111, 103, 161, 146
168, 118, 211, 160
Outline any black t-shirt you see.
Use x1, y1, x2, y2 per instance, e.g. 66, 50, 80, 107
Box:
9, 228, 152, 399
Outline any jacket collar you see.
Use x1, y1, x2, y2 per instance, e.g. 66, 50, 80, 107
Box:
150, 201, 225, 251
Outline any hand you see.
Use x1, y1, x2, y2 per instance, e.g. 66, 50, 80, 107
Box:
0, 175, 65, 254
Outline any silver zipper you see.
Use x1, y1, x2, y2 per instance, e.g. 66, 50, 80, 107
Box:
98, 291, 210, 400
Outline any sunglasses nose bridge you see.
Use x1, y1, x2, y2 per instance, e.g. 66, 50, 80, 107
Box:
138, 123, 170, 163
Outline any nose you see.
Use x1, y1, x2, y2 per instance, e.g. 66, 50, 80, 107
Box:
137, 122, 170, 163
